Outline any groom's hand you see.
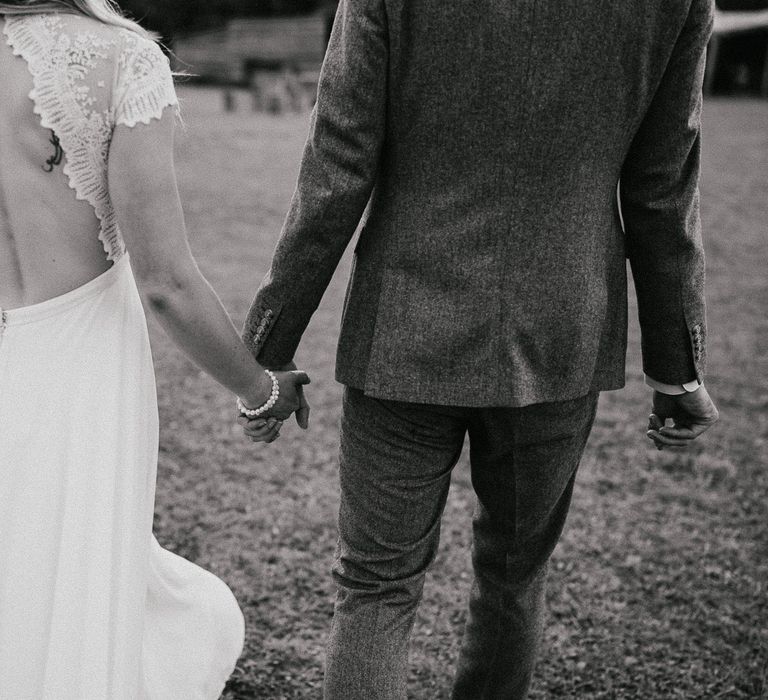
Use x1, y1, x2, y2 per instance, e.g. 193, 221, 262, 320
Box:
646, 385, 719, 450
268, 362, 311, 429
237, 416, 284, 443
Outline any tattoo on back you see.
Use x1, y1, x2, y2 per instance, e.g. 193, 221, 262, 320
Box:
43, 131, 64, 172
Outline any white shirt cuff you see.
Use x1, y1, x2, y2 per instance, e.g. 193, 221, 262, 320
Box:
645, 375, 702, 395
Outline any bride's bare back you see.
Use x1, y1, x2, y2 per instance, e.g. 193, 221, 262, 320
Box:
0, 10, 307, 424
0, 15, 110, 308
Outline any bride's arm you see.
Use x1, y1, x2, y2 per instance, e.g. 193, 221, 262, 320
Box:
108, 110, 309, 427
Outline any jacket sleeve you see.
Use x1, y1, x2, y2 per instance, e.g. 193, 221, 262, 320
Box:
242, 0, 388, 367
620, 0, 714, 385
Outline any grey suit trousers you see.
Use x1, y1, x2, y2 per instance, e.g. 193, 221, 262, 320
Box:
324, 388, 599, 700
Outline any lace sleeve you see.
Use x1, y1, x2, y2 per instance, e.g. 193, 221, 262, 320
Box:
114, 32, 178, 127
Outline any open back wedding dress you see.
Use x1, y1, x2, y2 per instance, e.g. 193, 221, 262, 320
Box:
0, 13, 244, 699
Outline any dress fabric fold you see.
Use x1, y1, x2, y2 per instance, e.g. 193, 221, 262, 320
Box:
0, 256, 244, 699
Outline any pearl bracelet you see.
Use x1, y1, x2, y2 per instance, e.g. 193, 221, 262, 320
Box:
237, 369, 280, 418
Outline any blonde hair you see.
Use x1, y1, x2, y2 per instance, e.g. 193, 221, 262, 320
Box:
0, 0, 149, 37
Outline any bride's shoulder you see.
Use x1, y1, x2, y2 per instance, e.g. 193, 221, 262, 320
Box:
113, 26, 169, 70
50, 14, 164, 64
111, 28, 178, 127
53, 11, 120, 42
15, 12, 124, 67
9, 12, 165, 63
10, 12, 177, 125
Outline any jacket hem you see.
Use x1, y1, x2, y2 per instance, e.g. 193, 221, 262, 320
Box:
334, 369, 625, 408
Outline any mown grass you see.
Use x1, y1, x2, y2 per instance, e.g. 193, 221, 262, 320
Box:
151, 87, 767, 699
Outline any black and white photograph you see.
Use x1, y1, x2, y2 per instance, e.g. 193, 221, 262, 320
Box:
0, 0, 765, 698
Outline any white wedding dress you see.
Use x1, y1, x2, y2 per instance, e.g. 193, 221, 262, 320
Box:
0, 14, 244, 700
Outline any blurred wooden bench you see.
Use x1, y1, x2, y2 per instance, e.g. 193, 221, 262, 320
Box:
705, 9, 768, 95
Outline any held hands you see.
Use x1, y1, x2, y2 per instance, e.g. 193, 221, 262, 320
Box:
646, 384, 719, 450
237, 367, 311, 443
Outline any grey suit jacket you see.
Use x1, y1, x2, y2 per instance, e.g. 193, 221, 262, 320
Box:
244, 0, 712, 407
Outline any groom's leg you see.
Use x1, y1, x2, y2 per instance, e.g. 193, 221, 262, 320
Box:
324, 387, 466, 700
451, 392, 600, 700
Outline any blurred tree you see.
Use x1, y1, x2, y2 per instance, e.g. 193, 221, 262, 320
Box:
233, 0, 322, 15
117, 0, 335, 43
716, 1, 768, 8
117, 0, 214, 44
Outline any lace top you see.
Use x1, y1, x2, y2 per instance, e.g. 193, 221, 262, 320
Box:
3, 13, 178, 261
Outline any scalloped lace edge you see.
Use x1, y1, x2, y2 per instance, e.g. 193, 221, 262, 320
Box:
4, 17, 179, 262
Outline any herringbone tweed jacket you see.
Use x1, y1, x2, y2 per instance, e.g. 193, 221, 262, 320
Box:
244, 0, 712, 407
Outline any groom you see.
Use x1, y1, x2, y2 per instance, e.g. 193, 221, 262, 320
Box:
243, 0, 719, 697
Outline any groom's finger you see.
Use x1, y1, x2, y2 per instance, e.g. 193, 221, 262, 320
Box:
238, 418, 270, 432
242, 419, 281, 437
296, 405, 310, 429
248, 423, 281, 442
659, 423, 710, 440
646, 430, 688, 448
237, 416, 266, 429
256, 429, 280, 442
247, 420, 281, 435
296, 387, 310, 429
240, 424, 271, 438
251, 428, 280, 443
289, 370, 311, 386
647, 413, 664, 432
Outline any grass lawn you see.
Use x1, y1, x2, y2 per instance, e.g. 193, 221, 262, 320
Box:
151, 87, 767, 699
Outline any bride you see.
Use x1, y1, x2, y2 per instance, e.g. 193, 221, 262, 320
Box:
0, 1, 310, 697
